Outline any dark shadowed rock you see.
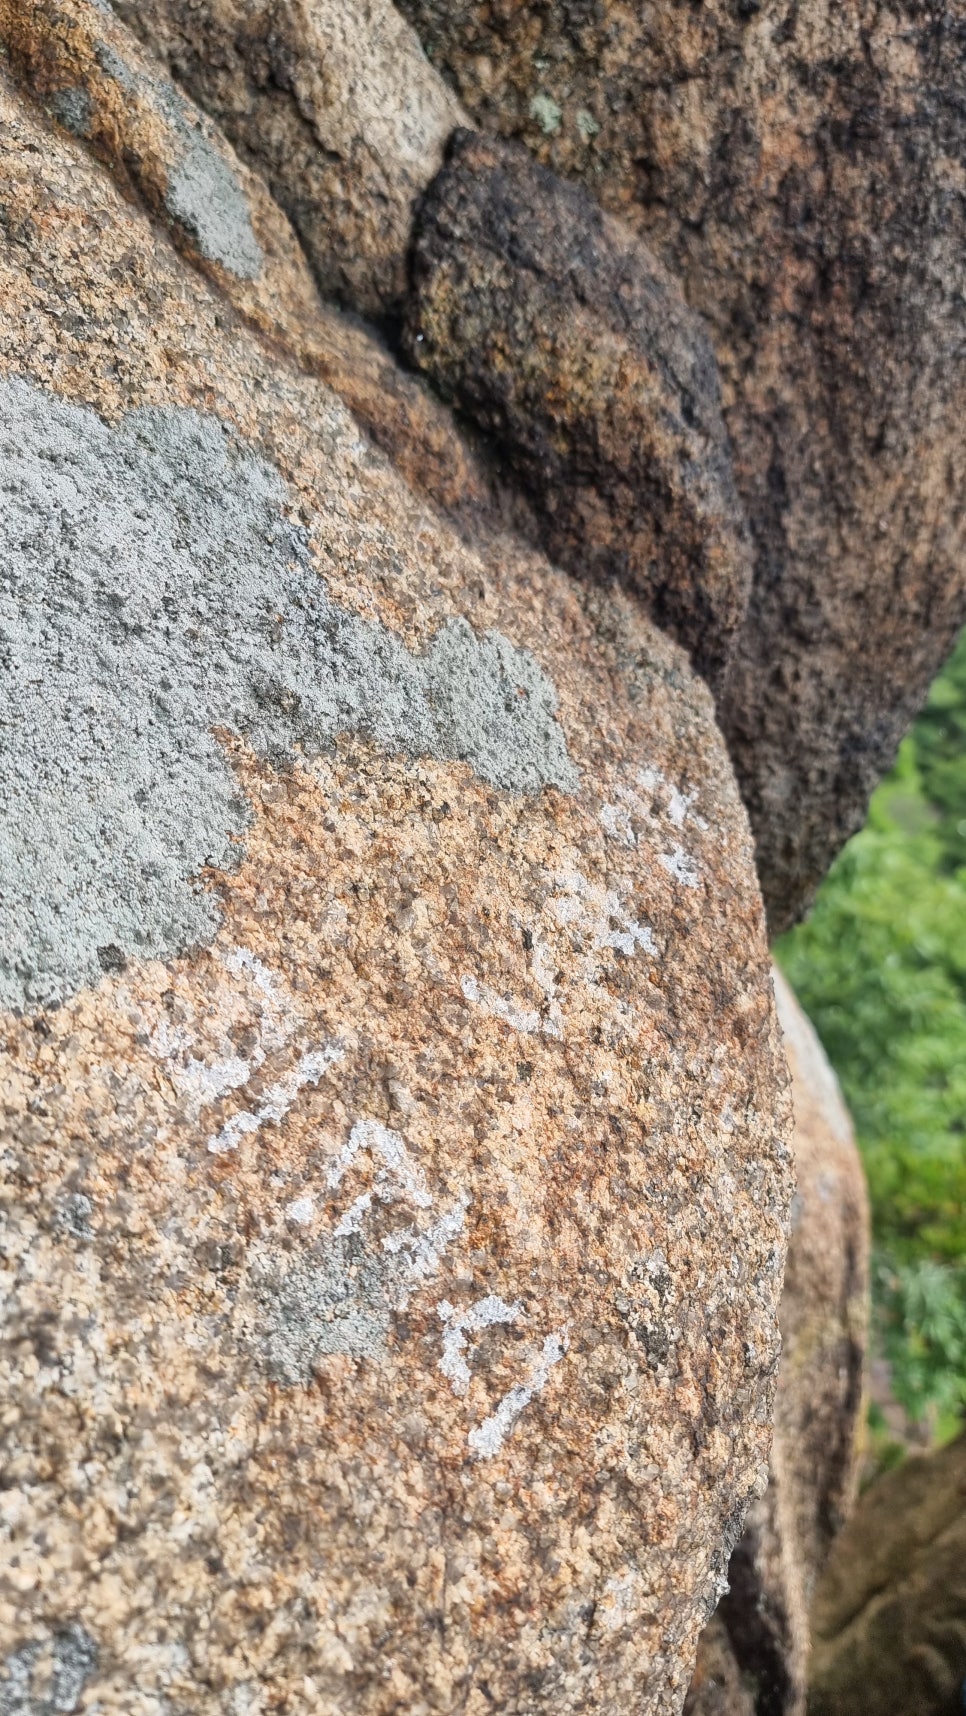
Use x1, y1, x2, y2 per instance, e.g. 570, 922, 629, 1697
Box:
685, 1614, 756, 1716
405, 130, 753, 686
810, 1433, 966, 1716
396, 0, 966, 931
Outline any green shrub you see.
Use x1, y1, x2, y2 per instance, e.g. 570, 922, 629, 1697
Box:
777, 629, 966, 1428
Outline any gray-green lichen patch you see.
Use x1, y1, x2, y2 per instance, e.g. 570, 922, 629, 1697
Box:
154, 84, 263, 278
252, 1238, 395, 1380
0, 379, 577, 1010
0, 1623, 96, 1715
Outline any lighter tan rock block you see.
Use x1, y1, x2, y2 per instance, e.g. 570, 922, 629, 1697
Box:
0, 0, 505, 540
111, 0, 469, 317
686, 970, 870, 1716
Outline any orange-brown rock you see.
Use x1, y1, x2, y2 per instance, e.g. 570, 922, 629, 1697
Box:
405, 130, 753, 686
396, 0, 966, 932
0, 67, 792, 1716
109, 0, 467, 319
685, 970, 870, 1716
809, 1433, 966, 1716
0, 0, 515, 543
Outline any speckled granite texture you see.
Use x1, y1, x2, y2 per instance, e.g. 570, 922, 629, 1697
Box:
0, 50, 792, 1716
685, 972, 869, 1716
394, 0, 966, 933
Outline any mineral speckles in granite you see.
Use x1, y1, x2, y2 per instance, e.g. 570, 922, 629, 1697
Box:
0, 378, 576, 1011
0, 732, 790, 1713
0, 77, 791, 1710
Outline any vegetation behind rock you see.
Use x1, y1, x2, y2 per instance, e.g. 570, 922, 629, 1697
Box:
779, 628, 966, 1433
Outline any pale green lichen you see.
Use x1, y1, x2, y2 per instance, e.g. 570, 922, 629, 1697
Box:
529, 93, 562, 136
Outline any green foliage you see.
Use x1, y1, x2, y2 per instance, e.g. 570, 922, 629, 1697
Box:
777, 628, 966, 1427
913, 632, 966, 874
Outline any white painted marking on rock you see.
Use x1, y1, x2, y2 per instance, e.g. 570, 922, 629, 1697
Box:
149, 945, 302, 1120
384, 1194, 470, 1285
327, 1118, 432, 1209
599, 801, 637, 847
437, 1293, 523, 1396
460, 972, 562, 1039
636, 766, 707, 831
658, 845, 700, 887
549, 868, 656, 957
206, 1042, 344, 1154
468, 1326, 570, 1459
150, 1026, 253, 1108
333, 1190, 374, 1238
221, 944, 292, 1048
460, 973, 541, 1035
285, 1195, 315, 1225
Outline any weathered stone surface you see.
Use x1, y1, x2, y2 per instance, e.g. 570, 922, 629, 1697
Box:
397, 0, 966, 931
110, 0, 467, 319
768, 971, 869, 1597
686, 970, 869, 1716
810, 1433, 966, 1716
405, 130, 753, 685
0, 72, 791, 1715
0, 0, 320, 334
0, 0, 510, 543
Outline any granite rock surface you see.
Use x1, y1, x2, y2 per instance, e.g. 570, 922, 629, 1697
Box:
405, 130, 753, 687
109, 0, 468, 319
396, 0, 966, 931
0, 67, 792, 1716
685, 970, 869, 1716
0, 0, 516, 543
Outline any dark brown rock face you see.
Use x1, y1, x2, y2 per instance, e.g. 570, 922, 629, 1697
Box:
405, 130, 753, 685
685, 970, 870, 1716
685, 1613, 757, 1716
396, 0, 966, 931
810, 1433, 966, 1716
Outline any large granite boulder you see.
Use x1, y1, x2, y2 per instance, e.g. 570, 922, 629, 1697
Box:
685, 970, 870, 1716
394, 0, 966, 932
0, 52, 791, 1716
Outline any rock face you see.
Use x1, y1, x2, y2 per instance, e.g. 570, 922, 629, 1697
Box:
685, 970, 869, 1716
395, 0, 966, 931
405, 130, 753, 686
109, 0, 467, 318
0, 0, 523, 544
810, 1433, 966, 1716
0, 60, 792, 1716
